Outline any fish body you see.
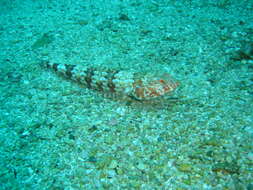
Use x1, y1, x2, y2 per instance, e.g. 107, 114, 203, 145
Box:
45, 61, 179, 100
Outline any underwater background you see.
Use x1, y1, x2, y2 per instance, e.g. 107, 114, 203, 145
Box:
0, 0, 253, 189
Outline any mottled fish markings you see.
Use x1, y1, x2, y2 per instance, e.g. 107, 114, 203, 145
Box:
45, 61, 179, 101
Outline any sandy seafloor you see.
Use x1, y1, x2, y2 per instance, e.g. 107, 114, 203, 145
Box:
0, 0, 253, 189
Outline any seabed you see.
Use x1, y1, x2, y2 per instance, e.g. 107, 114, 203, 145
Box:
0, 0, 252, 189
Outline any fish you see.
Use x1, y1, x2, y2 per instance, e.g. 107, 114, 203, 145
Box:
44, 61, 179, 101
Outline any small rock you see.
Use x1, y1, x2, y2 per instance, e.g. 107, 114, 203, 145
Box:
88, 156, 97, 163
109, 160, 118, 169
119, 13, 130, 21
247, 152, 253, 161
137, 162, 146, 170
88, 125, 98, 132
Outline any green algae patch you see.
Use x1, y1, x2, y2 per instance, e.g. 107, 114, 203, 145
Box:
177, 163, 193, 173
212, 162, 240, 175
199, 137, 222, 148
32, 33, 54, 49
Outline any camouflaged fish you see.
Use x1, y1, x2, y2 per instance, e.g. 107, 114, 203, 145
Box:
44, 61, 179, 101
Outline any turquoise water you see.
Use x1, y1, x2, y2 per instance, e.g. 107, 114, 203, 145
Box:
0, 0, 252, 189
